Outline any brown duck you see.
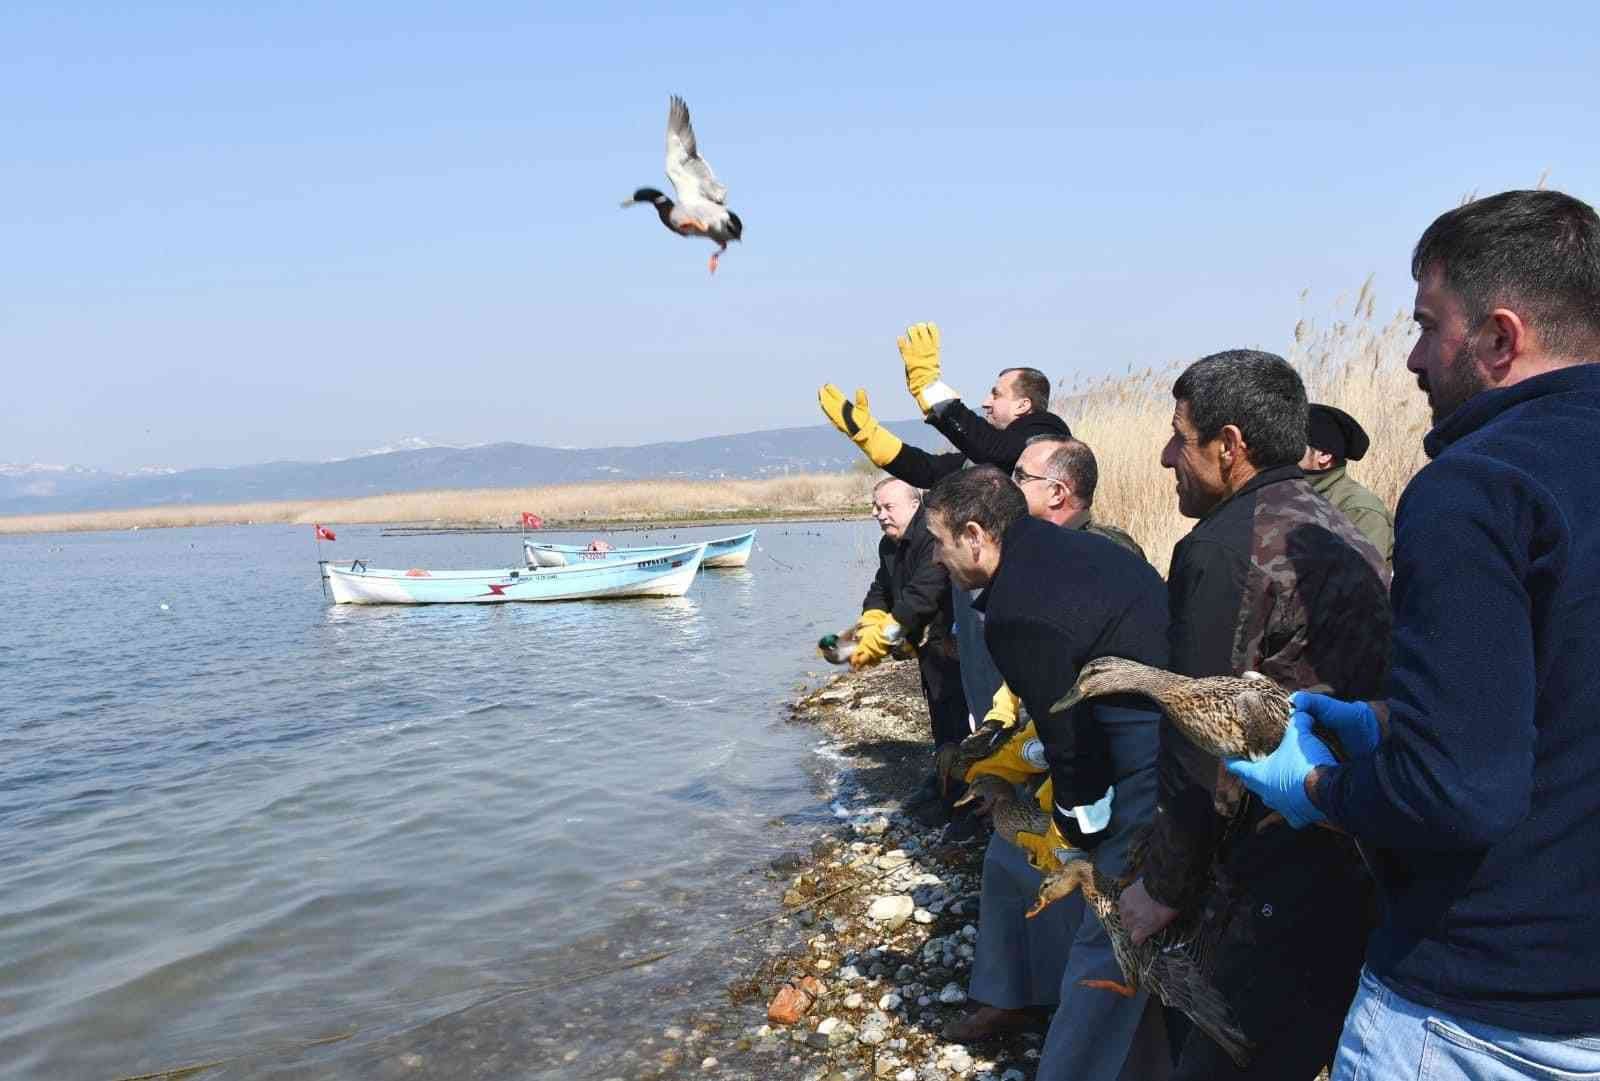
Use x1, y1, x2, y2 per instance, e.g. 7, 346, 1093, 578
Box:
1030, 846, 1254, 1068
933, 720, 1026, 798
952, 774, 1051, 845
1050, 657, 1297, 760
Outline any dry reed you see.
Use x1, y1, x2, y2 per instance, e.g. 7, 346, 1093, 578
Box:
1055, 287, 1427, 574
0, 474, 880, 536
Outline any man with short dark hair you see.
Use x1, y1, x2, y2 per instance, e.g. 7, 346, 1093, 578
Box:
1117, 349, 1391, 1079
923, 466, 1173, 1081
816, 324, 1071, 489
1301, 403, 1393, 563
1230, 189, 1600, 1077
945, 435, 1148, 1051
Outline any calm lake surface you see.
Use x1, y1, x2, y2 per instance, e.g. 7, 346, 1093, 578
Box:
0, 521, 889, 1080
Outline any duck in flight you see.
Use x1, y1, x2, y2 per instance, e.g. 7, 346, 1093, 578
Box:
622, 96, 743, 274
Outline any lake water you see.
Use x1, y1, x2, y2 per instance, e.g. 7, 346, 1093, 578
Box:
0, 521, 891, 1081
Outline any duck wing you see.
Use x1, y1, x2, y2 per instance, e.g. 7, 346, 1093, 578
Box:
664, 95, 728, 209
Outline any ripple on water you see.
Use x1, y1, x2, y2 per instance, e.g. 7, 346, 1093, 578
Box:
0, 522, 881, 1080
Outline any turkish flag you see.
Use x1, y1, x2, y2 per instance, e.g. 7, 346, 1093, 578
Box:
521, 512, 544, 529
315, 524, 336, 541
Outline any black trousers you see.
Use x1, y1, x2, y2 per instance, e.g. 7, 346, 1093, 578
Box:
918, 640, 970, 749
1170, 808, 1373, 1080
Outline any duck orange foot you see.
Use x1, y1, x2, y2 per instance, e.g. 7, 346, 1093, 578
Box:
1079, 979, 1137, 998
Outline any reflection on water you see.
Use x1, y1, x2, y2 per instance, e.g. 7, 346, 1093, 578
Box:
0, 522, 881, 1081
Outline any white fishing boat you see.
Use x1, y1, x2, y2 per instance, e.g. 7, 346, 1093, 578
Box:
524, 529, 755, 569
321, 544, 706, 605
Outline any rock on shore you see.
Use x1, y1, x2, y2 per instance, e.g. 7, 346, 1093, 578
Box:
641, 661, 1044, 1081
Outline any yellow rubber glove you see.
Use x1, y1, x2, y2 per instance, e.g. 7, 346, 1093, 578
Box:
848, 617, 902, 670
857, 608, 891, 632
819, 385, 904, 468
1014, 818, 1074, 874
984, 684, 1022, 729
965, 718, 1049, 786
1035, 776, 1053, 815
897, 322, 959, 415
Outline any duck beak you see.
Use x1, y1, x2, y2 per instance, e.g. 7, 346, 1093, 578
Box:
1051, 686, 1085, 714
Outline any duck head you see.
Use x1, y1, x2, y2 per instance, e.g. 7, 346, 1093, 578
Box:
1051, 657, 1167, 715
621, 187, 675, 227
1027, 851, 1095, 918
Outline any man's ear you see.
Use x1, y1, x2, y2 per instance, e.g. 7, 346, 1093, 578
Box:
1483, 307, 1531, 380
1217, 424, 1249, 473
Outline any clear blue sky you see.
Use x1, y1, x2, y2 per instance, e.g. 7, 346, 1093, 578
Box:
4, 2, 1596, 470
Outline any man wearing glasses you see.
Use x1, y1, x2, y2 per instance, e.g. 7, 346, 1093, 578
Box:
1011, 436, 1144, 558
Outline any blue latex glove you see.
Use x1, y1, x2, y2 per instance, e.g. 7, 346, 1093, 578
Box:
1290, 691, 1381, 758
1225, 711, 1336, 828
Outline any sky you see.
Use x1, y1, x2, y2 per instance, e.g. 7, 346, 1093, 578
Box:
4, 2, 1597, 471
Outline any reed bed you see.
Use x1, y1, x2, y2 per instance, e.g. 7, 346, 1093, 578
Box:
1057, 285, 1428, 575
0, 473, 880, 536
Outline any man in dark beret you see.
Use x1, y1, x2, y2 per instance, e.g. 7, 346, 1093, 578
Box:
1302, 403, 1395, 564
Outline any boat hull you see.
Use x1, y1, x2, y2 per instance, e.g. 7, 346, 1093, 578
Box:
524, 529, 755, 569
323, 544, 705, 605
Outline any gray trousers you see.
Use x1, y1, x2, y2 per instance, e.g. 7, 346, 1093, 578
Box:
951, 585, 1003, 726
970, 831, 1081, 1009
1037, 705, 1171, 1081
1038, 907, 1172, 1081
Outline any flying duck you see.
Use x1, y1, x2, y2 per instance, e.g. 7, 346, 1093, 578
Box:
622, 96, 744, 274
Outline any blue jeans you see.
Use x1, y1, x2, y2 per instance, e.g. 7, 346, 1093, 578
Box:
1335, 966, 1600, 1080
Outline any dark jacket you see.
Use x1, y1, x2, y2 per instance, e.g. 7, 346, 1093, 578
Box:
1142, 463, 1393, 909
1320, 364, 1600, 1036
974, 515, 1170, 838
1145, 464, 1392, 1066
862, 506, 952, 647
885, 400, 1073, 489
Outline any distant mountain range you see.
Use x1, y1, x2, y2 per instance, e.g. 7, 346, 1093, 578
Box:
1, 421, 950, 515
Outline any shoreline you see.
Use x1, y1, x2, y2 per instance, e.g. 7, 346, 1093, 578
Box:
649, 661, 1042, 1081
0, 474, 878, 537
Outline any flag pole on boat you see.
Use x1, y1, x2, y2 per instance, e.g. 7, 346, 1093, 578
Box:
520, 511, 542, 566
313, 523, 336, 600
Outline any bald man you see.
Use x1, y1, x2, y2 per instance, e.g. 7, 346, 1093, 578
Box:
851, 477, 969, 820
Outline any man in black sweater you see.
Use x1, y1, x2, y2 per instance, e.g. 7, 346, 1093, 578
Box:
1118, 349, 1391, 1078
1231, 190, 1600, 1078
923, 466, 1173, 1081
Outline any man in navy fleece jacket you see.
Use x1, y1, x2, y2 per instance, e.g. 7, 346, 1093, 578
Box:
1229, 189, 1600, 1078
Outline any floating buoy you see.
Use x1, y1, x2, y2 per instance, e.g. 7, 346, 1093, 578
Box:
159, 603, 171, 611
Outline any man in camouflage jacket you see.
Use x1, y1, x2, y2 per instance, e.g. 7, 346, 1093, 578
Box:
1121, 350, 1393, 1079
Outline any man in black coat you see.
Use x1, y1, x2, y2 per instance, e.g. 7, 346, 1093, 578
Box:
923, 465, 1174, 1081
850, 477, 969, 758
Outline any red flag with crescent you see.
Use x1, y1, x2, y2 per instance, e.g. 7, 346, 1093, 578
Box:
521, 512, 544, 529
315, 524, 336, 541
